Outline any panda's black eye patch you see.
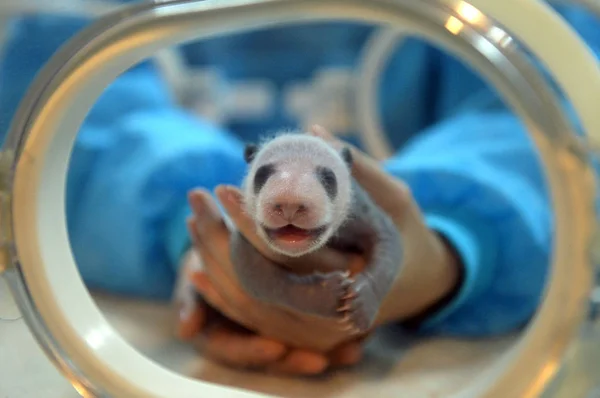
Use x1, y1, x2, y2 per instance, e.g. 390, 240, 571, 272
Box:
254, 163, 276, 194
244, 144, 258, 163
316, 166, 337, 200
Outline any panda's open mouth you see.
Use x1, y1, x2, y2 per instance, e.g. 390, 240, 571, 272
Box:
263, 225, 327, 244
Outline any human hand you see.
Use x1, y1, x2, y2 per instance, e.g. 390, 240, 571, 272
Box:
173, 249, 365, 375
308, 125, 462, 326
182, 188, 368, 352
173, 191, 369, 374
174, 123, 461, 372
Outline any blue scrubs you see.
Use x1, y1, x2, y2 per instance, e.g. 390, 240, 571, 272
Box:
0, 3, 598, 337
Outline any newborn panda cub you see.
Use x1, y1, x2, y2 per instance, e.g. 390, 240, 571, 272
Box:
229, 131, 403, 334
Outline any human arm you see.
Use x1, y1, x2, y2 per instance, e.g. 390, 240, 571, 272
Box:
382, 111, 551, 336
379, 4, 600, 336
0, 14, 249, 299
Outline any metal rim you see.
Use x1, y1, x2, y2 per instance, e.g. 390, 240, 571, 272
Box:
0, 0, 598, 396
354, 0, 600, 162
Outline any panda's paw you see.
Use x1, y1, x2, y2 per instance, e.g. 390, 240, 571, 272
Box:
337, 275, 378, 335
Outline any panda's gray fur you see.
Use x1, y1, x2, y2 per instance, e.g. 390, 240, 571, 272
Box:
241, 132, 355, 258
229, 131, 403, 334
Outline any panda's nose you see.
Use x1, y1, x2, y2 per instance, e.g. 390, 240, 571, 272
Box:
273, 202, 308, 222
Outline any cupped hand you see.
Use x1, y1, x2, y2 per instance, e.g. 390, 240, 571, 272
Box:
308, 125, 461, 326
174, 190, 368, 375
184, 187, 367, 350
174, 124, 460, 374
173, 249, 363, 375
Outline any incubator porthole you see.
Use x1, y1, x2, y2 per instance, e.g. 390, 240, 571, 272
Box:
0, 0, 598, 397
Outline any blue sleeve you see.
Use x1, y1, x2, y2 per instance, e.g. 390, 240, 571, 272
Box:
0, 16, 247, 300
384, 111, 551, 337
383, 5, 599, 337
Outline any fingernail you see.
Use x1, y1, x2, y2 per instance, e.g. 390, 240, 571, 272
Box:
189, 192, 206, 215
221, 186, 242, 206
191, 194, 223, 228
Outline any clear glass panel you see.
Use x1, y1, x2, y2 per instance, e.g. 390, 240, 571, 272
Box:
0, 0, 598, 397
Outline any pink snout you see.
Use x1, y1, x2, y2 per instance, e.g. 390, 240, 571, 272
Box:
261, 196, 324, 229
273, 202, 307, 222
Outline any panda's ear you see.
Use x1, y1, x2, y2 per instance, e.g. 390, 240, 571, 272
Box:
340, 146, 353, 167
244, 144, 258, 163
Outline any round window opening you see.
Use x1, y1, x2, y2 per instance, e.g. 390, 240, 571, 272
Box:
1, 1, 599, 397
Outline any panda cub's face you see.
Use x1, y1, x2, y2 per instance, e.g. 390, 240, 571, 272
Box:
242, 133, 353, 257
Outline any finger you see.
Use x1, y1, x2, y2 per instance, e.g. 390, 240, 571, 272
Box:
213, 185, 277, 258
195, 322, 287, 369
189, 259, 260, 337
192, 275, 228, 312
187, 216, 201, 246
309, 124, 414, 224
186, 217, 230, 280
175, 296, 207, 340
329, 333, 371, 366
215, 185, 357, 270
189, 269, 247, 326
188, 263, 238, 320
186, 217, 217, 277
188, 190, 255, 280
188, 219, 257, 309
308, 124, 344, 150
328, 341, 364, 367
173, 257, 208, 340
350, 149, 414, 223
188, 189, 231, 245
267, 349, 329, 375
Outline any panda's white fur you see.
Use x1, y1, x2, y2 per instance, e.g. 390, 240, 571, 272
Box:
241, 132, 353, 257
